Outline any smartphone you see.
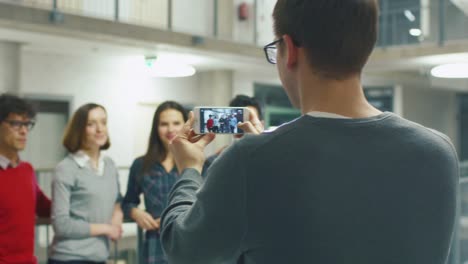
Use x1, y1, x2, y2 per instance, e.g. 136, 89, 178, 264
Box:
193, 107, 250, 134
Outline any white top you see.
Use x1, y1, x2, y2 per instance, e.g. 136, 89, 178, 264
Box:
0, 155, 10, 170
0, 154, 20, 169
71, 150, 105, 176
264, 111, 350, 133
307, 111, 350, 119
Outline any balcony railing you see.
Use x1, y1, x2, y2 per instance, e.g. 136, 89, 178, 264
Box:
1, 0, 466, 48
378, 0, 468, 47
0, 0, 259, 44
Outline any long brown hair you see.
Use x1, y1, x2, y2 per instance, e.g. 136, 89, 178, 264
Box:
63, 103, 110, 153
142, 101, 188, 174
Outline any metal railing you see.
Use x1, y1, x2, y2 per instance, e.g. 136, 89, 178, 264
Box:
0, 0, 256, 44
2, 0, 465, 48
378, 0, 468, 47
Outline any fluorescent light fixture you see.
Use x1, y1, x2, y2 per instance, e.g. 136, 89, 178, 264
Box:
404, 10, 416, 22
145, 55, 196, 78
431, 63, 468, 78
409, 28, 422, 36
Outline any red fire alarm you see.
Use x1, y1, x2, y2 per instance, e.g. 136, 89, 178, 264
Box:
238, 2, 249, 21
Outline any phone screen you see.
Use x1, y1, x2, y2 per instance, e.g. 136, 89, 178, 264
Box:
199, 107, 245, 134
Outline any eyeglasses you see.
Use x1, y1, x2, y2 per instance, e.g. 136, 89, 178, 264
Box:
3, 120, 36, 131
263, 38, 283, 64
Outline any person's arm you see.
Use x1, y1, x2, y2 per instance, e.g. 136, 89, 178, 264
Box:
237, 108, 264, 135
89, 223, 120, 240
34, 174, 51, 218
122, 160, 159, 230
110, 204, 124, 240
111, 204, 124, 226
121, 160, 142, 219
111, 162, 124, 227
130, 208, 159, 230
161, 143, 247, 264
52, 164, 115, 239
201, 154, 218, 177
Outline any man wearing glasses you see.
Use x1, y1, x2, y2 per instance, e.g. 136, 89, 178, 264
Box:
161, 1, 458, 263
0, 94, 51, 264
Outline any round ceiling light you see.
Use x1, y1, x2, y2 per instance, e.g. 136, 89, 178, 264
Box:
409, 28, 422, 37
431, 63, 468, 78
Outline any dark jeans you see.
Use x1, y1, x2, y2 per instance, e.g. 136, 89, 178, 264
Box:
48, 259, 105, 264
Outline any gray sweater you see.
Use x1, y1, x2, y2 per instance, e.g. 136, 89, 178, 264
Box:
49, 154, 122, 261
161, 112, 459, 264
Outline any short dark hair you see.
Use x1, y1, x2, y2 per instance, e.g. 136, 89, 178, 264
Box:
143, 101, 188, 174
63, 103, 110, 153
229, 95, 263, 120
273, 0, 378, 79
0, 94, 36, 123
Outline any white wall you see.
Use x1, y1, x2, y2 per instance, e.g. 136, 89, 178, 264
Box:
232, 0, 275, 45
82, 0, 115, 19
19, 48, 201, 167
255, 0, 276, 45
402, 86, 459, 149
0, 41, 20, 94
198, 70, 236, 154
233, 69, 280, 96
217, 0, 234, 40
172, 0, 215, 36
232, 0, 256, 44
125, 0, 168, 28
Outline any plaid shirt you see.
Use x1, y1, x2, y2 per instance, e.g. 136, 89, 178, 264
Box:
122, 157, 179, 264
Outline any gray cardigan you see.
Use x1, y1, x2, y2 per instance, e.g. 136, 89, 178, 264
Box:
49, 154, 122, 261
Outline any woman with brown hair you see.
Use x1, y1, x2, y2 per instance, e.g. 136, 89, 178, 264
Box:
122, 101, 187, 264
48, 103, 123, 264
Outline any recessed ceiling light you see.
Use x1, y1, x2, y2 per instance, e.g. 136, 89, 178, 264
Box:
404, 10, 416, 22
431, 63, 468, 78
409, 28, 422, 37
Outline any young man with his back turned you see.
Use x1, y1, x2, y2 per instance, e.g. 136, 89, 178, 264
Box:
160, 1, 459, 263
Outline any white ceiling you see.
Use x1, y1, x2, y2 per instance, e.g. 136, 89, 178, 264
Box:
451, 0, 468, 16
0, 26, 275, 74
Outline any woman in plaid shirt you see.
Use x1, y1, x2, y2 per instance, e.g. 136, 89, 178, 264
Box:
122, 101, 187, 264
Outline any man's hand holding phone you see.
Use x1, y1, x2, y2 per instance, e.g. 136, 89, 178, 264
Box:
237, 107, 264, 135
170, 112, 216, 174
192, 106, 263, 135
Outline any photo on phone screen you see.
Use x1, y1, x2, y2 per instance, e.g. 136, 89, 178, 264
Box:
199, 108, 245, 134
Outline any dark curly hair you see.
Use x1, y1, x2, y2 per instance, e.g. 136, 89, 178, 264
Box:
273, 0, 378, 80
229, 95, 263, 120
0, 94, 36, 123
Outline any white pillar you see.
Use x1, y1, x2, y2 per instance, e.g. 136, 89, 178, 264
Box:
217, 0, 234, 39
0, 41, 21, 94
393, 85, 403, 116
198, 70, 235, 154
